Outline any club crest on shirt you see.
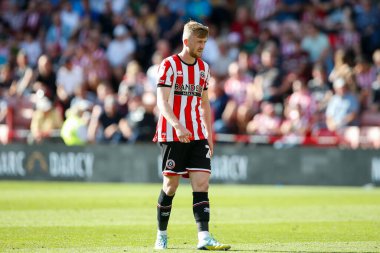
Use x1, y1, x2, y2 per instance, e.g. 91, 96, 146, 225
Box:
177, 70, 183, 76
200, 70, 206, 80
166, 159, 175, 170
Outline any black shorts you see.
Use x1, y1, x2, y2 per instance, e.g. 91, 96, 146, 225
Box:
159, 139, 211, 178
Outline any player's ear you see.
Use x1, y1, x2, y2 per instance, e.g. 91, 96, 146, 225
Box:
183, 38, 188, 46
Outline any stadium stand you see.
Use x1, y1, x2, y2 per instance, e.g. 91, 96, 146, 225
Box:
0, 0, 379, 148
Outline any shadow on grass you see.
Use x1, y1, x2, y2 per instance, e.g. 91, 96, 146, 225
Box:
254, 251, 376, 253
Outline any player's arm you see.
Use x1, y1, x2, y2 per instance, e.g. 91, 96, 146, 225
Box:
157, 86, 192, 142
87, 105, 102, 143
201, 89, 213, 157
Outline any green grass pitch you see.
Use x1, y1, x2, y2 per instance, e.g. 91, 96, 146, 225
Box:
0, 181, 379, 252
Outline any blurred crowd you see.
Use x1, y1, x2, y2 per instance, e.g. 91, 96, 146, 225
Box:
0, 0, 380, 148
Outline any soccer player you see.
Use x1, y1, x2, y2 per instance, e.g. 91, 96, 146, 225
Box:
153, 20, 231, 251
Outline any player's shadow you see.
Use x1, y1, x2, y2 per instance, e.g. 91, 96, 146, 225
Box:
254, 251, 376, 253
168, 247, 252, 252
168, 249, 376, 253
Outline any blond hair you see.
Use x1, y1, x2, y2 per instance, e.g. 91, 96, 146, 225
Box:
182, 20, 209, 41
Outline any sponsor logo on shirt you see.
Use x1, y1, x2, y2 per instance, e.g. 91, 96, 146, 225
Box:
174, 83, 203, 97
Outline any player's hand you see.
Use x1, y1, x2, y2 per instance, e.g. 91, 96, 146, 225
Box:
175, 124, 192, 143
207, 138, 214, 157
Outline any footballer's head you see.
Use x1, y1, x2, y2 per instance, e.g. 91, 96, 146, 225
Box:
183, 20, 209, 41
183, 20, 209, 59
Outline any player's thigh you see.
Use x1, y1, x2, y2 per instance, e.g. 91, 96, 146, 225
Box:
189, 171, 210, 192
160, 141, 188, 175
186, 139, 211, 174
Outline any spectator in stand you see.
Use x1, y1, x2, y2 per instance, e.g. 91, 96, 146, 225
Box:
30, 96, 63, 144
2, 2, 25, 33
230, 6, 258, 44
19, 32, 41, 68
338, 21, 361, 55
0, 64, 13, 94
156, 3, 183, 47
208, 77, 230, 134
0, 97, 7, 125
23, 0, 41, 37
146, 52, 163, 93
223, 61, 254, 133
94, 82, 113, 107
9, 50, 34, 97
106, 24, 136, 71
280, 104, 311, 139
323, 0, 352, 33
134, 23, 155, 71
246, 100, 282, 136
61, 100, 92, 146
275, 0, 305, 22
301, 22, 330, 65
155, 39, 171, 60
0, 34, 9, 66
370, 51, 380, 113
60, 1, 80, 37
252, 0, 277, 22
211, 39, 235, 79
45, 12, 71, 55
308, 64, 333, 135
328, 48, 356, 93
281, 34, 310, 80
119, 60, 146, 99
78, 30, 110, 85
33, 55, 57, 101
160, 0, 187, 19
308, 64, 333, 113
251, 49, 283, 104
87, 95, 130, 144
326, 78, 359, 132
275, 103, 310, 148
56, 55, 84, 113
110, 0, 129, 15
203, 25, 220, 66
373, 49, 380, 74
98, 0, 114, 38
354, 57, 376, 110
353, 0, 380, 59
39, 1, 54, 34
185, 0, 212, 22
287, 79, 316, 121
137, 3, 158, 37
70, 85, 96, 109
124, 92, 157, 143
0, 64, 12, 124
370, 72, 380, 112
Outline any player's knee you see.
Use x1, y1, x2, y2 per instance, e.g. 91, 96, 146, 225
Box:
192, 181, 209, 192
163, 182, 179, 196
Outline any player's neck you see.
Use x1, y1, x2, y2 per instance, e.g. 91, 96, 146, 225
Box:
178, 50, 196, 65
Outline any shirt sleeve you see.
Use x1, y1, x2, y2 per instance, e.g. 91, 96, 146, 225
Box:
204, 68, 211, 90
157, 59, 174, 87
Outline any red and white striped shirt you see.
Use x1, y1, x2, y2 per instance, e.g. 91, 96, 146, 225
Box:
153, 55, 210, 142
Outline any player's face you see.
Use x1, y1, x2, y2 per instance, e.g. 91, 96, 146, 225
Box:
187, 35, 207, 59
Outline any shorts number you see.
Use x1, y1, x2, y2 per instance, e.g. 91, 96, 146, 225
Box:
205, 145, 211, 158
